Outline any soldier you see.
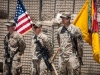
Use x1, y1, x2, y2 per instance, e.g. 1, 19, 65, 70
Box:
30, 21, 53, 75
57, 12, 83, 75
3, 20, 26, 75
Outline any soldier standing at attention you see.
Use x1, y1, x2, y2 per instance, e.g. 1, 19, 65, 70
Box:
57, 12, 83, 75
30, 21, 53, 75
3, 20, 26, 75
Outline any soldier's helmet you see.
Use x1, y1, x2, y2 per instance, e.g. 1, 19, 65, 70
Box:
60, 12, 71, 19
33, 21, 42, 28
4, 20, 16, 26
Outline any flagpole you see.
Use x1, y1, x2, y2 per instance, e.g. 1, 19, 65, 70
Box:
72, 0, 75, 14
54, 0, 56, 18
8, 0, 10, 19
39, 0, 42, 21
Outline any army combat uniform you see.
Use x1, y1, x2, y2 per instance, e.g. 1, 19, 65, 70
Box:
30, 32, 53, 75
57, 24, 83, 75
3, 22, 26, 75
30, 21, 53, 75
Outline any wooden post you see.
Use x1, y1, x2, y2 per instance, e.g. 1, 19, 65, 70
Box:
51, 48, 60, 75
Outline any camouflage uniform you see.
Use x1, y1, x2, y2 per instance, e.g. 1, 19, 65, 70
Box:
30, 22, 52, 75
3, 22, 26, 75
57, 13, 83, 75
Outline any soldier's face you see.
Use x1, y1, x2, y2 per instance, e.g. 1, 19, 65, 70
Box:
7, 26, 15, 32
34, 27, 42, 34
62, 17, 70, 24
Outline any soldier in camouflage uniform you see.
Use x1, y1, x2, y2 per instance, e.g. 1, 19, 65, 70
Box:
30, 21, 53, 75
57, 12, 83, 75
3, 20, 26, 75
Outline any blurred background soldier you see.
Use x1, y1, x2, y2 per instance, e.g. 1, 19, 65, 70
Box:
57, 12, 83, 75
3, 20, 26, 75
30, 21, 53, 75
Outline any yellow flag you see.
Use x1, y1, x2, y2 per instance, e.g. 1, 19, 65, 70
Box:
73, 0, 100, 63
92, 33, 100, 63
73, 0, 92, 45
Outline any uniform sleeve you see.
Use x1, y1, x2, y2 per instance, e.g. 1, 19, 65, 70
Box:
30, 36, 36, 58
31, 37, 34, 52
42, 36, 53, 58
3, 35, 8, 57
57, 29, 60, 46
75, 28, 84, 58
17, 34, 26, 55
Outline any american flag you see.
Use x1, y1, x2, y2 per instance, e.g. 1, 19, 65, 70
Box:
14, 0, 33, 35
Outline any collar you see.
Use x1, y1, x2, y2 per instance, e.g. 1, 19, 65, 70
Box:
10, 31, 16, 38
34, 32, 42, 39
37, 32, 42, 38
60, 24, 73, 34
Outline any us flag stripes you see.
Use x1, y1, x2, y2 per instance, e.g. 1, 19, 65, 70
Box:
14, 0, 33, 35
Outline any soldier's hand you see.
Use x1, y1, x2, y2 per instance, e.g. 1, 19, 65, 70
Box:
19, 52, 23, 56
49, 58, 53, 63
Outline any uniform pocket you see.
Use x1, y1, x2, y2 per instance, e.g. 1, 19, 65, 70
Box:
68, 53, 79, 69
9, 38, 17, 47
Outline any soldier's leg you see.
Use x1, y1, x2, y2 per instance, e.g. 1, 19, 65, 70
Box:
30, 61, 36, 75
73, 65, 81, 75
40, 59, 48, 75
31, 59, 40, 75
3, 64, 9, 75
67, 63, 81, 75
58, 57, 68, 75
0, 59, 3, 73
12, 68, 18, 75
11, 60, 22, 75
67, 60, 76, 75
12, 66, 22, 75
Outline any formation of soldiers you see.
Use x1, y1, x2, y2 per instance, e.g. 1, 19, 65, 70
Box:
2, 12, 83, 75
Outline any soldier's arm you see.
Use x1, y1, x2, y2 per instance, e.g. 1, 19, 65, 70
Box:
17, 34, 26, 55
57, 32, 60, 46
43, 36, 53, 57
3, 35, 8, 57
76, 28, 84, 58
30, 36, 36, 58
